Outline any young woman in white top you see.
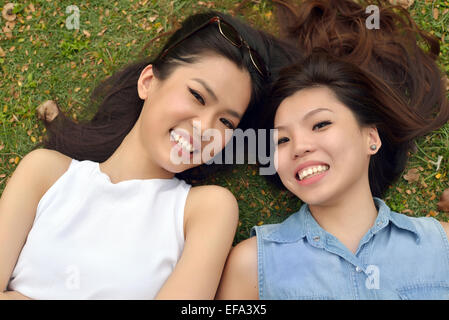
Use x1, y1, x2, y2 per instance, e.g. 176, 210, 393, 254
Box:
0, 11, 298, 300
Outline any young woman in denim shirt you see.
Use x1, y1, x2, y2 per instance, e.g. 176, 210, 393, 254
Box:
218, 52, 449, 300
217, 0, 449, 300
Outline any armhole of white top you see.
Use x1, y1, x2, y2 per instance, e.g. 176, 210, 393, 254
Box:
34, 158, 78, 222
180, 181, 192, 242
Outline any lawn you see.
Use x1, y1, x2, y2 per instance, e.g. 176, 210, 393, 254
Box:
0, 0, 448, 244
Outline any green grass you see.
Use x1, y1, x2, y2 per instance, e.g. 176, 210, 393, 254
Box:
0, 0, 448, 244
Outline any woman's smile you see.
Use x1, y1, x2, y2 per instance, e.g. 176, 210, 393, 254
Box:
295, 163, 330, 185
170, 129, 197, 154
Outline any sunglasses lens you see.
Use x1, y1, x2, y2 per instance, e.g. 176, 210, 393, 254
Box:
218, 21, 242, 47
218, 19, 267, 77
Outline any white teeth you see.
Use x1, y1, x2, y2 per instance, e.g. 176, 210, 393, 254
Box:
170, 130, 194, 153
298, 165, 329, 180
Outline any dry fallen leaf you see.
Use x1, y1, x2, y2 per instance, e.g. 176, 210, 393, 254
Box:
36, 100, 60, 122
97, 27, 107, 37
433, 8, 439, 20
428, 210, 439, 217
2, 3, 16, 22
2, 25, 13, 39
5, 21, 16, 30
403, 168, 420, 183
437, 189, 449, 212
388, 0, 414, 9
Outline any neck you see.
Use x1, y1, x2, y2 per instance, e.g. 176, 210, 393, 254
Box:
99, 123, 175, 184
308, 179, 378, 253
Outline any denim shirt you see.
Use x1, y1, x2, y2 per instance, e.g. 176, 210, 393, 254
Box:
251, 198, 449, 299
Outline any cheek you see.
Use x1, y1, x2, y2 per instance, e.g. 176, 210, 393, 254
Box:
327, 130, 367, 173
201, 128, 227, 161
274, 148, 290, 181
148, 91, 192, 123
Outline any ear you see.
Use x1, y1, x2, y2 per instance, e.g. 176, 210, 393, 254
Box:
137, 64, 157, 100
366, 126, 382, 155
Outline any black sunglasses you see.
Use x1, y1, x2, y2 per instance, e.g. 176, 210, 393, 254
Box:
160, 16, 269, 78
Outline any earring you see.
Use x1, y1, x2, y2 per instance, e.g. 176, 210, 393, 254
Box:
370, 144, 377, 151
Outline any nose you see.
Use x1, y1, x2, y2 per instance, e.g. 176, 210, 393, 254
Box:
191, 111, 216, 142
192, 116, 212, 136
291, 135, 315, 160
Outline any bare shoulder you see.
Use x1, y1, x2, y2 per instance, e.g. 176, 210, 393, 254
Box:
187, 185, 238, 206
439, 221, 449, 240
16, 149, 72, 194
185, 185, 239, 223
20, 148, 72, 175
228, 237, 258, 274
216, 236, 259, 299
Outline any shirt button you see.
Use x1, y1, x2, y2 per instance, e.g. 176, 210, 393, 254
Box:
355, 266, 363, 272
377, 220, 383, 227
313, 236, 320, 241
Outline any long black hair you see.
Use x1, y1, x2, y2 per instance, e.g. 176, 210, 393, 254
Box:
39, 11, 300, 182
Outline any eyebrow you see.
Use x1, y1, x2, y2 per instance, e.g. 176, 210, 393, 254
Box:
274, 107, 333, 130
192, 78, 218, 102
225, 109, 242, 120
191, 78, 242, 119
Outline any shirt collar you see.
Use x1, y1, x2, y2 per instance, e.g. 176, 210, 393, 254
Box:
263, 197, 421, 244
373, 197, 421, 243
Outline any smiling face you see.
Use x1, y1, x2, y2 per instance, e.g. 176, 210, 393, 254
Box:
135, 54, 252, 175
274, 86, 381, 206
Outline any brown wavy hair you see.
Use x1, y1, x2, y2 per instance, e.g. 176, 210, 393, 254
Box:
271, 0, 445, 129
260, 0, 449, 197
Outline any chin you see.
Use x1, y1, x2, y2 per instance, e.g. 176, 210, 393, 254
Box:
164, 164, 190, 174
288, 185, 335, 207
165, 162, 201, 175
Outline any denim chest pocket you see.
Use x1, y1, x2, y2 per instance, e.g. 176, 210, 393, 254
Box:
397, 282, 449, 300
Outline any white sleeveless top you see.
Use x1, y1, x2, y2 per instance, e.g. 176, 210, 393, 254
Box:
8, 159, 191, 299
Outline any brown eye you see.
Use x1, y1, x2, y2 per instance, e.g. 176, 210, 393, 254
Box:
220, 118, 235, 129
277, 137, 289, 145
189, 87, 205, 105
313, 121, 332, 131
